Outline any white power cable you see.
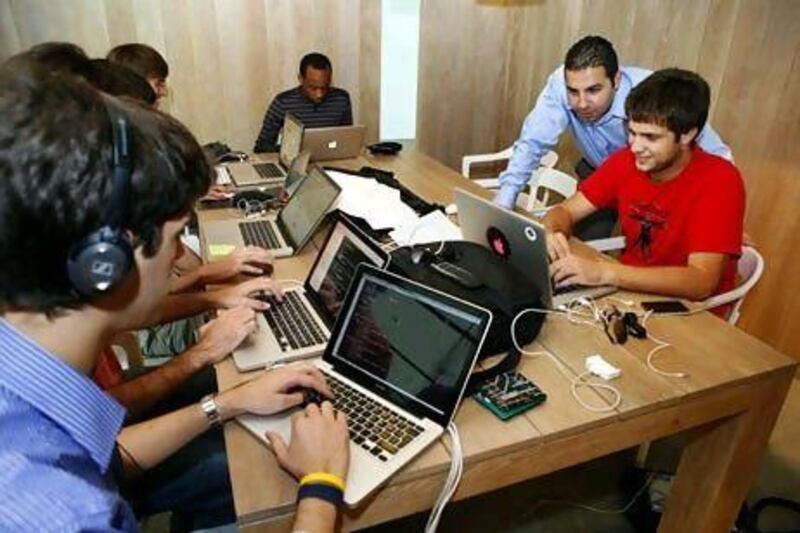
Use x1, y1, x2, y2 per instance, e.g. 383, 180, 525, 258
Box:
511, 307, 622, 413
639, 310, 688, 379
425, 422, 463, 533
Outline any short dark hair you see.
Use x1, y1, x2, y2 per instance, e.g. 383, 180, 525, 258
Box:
77, 59, 157, 105
565, 36, 619, 80
17, 41, 89, 75
107, 43, 169, 80
625, 68, 711, 140
0, 59, 210, 313
299, 52, 332, 77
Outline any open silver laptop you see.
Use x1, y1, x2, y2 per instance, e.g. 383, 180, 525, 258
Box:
455, 188, 616, 308
204, 165, 340, 258
225, 112, 305, 187
233, 213, 389, 371
238, 265, 492, 505
303, 124, 366, 161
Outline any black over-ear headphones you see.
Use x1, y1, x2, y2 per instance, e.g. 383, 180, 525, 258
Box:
66, 101, 134, 297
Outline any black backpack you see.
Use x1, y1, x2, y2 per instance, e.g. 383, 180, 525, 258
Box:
389, 241, 545, 393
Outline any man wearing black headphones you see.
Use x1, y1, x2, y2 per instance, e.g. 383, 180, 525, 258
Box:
0, 59, 348, 532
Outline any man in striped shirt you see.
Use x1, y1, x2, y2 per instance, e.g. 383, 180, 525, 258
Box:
254, 52, 353, 153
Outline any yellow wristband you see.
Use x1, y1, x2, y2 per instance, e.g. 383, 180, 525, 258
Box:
299, 472, 346, 492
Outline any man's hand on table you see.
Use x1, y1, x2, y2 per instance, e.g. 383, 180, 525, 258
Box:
208, 276, 284, 311
215, 362, 332, 421
190, 307, 257, 367
200, 245, 275, 283
267, 401, 350, 482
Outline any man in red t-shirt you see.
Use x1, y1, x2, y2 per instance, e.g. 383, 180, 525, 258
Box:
543, 68, 745, 307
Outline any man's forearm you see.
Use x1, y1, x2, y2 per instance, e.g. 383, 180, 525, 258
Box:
542, 205, 574, 237
118, 401, 210, 472
106, 346, 210, 420
602, 262, 719, 301
169, 268, 203, 294
293, 498, 338, 533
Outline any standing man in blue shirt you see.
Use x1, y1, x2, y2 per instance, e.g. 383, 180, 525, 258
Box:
0, 58, 349, 532
495, 35, 732, 240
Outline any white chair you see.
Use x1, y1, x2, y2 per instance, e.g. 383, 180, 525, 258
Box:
699, 245, 764, 324
461, 147, 558, 194
525, 167, 578, 213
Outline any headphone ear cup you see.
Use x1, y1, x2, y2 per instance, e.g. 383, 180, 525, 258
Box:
66, 226, 133, 297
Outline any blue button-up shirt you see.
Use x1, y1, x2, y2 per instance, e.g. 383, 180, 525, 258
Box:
494, 65, 733, 209
0, 319, 136, 532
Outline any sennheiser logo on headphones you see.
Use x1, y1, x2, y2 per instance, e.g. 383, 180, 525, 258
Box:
91, 260, 116, 278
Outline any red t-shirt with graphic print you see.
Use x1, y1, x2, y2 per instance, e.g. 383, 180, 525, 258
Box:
579, 147, 745, 301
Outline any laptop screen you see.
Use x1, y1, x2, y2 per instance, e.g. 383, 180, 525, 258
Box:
327, 267, 491, 427
278, 165, 340, 250
279, 113, 304, 167
307, 219, 387, 323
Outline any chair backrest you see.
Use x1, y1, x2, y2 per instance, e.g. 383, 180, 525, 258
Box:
526, 167, 578, 212
700, 246, 765, 324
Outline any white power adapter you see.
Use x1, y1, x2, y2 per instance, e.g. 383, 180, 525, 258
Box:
585, 355, 621, 380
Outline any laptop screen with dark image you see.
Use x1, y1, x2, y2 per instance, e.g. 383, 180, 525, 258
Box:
307, 222, 386, 322
279, 166, 340, 249
329, 269, 490, 426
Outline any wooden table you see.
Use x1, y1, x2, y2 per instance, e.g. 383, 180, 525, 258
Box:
198, 148, 797, 533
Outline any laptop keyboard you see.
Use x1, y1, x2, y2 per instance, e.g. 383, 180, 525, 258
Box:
253, 162, 283, 179
261, 292, 327, 351
322, 371, 425, 462
239, 220, 282, 249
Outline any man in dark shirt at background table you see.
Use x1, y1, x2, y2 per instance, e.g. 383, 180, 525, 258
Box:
254, 52, 352, 152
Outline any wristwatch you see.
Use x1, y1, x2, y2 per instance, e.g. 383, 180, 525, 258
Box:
200, 394, 221, 428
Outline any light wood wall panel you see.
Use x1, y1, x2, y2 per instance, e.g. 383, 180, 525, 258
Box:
416, 0, 800, 361
416, 0, 510, 170
0, 0, 381, 150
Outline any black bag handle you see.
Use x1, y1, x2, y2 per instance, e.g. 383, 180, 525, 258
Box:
465, 347, 522, 395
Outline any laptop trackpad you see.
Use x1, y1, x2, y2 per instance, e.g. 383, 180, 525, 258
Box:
237, 407, 300, 448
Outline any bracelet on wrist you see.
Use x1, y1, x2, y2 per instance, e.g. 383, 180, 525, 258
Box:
296, 483, 343, 508
299, 472, 346, 492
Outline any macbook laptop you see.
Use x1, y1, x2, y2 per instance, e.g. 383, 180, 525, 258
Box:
225, 112, 305, 187
303, 124, 366, 161
238, 264, 492, 505
232, 213, 389, 371
204, 164, 341, 258
454, 188, 616, 308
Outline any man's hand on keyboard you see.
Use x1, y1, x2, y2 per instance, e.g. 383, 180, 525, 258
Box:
202, 183, 234, 200
198, 245, 275, 283
219, 362, 333, 418
547, 231, 571, 262
551, 252, 611, 288
191, 307, 258, 366
209, 276, 283, 311
266, 400, 350, 482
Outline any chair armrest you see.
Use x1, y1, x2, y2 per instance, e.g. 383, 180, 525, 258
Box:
461, 147, 513, 177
